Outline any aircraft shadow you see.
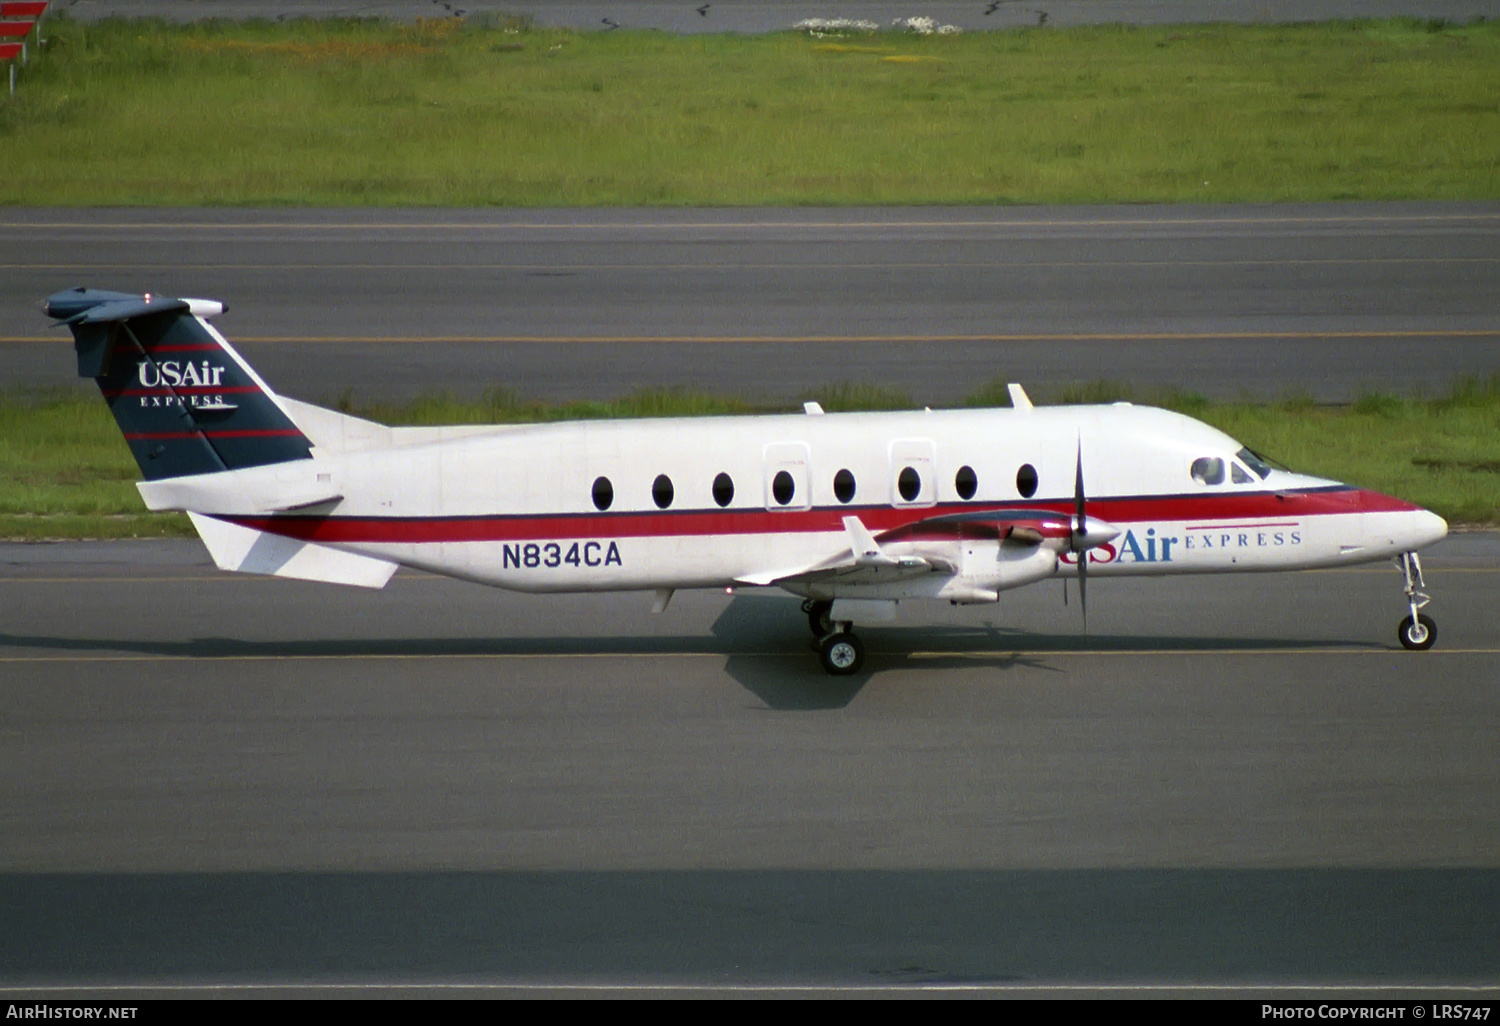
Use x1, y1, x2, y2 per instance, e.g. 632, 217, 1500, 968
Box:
709, 593, 1383, 711
0, 592, 1382, 714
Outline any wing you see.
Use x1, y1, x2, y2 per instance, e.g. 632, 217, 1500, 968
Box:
732, 515, 946, 588
737, 511, 1071, 590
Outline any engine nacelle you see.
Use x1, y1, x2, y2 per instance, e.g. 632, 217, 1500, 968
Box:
967, 541, 1059, 594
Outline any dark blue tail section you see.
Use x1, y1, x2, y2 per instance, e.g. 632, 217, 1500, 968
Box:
46, 288, 313, 481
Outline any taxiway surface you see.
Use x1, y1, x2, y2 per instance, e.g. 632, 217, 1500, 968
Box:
2, 534, 1497, 993
5, 203, 1498, 405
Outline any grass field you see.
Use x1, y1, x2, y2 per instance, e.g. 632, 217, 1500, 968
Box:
2, 16, 1497, 205
3, 379, 1496, 539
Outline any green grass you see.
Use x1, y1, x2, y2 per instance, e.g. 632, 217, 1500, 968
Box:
2, 16, 1497, 204
4, 378, 1496, 539
0, 389, 192, 538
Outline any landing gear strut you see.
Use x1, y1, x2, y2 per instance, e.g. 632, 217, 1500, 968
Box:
802, 598, 834, 638
1395, 551, 1436, 651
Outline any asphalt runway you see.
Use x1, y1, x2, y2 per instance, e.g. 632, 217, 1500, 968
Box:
1, 533, 1497, 994
57, 0, 1500, 32
6, 203, 1498, 405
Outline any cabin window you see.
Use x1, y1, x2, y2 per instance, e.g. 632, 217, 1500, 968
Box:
897, 466, 922, 503
1191, 457, 1225, 486
955, 465, 978, 500
592, 476, 613, 511
1231, 462, 1253, 485
1016, 463, 1038, 498
834, 468, 856, 504
652, 474, 674, 509
712, 472, 734, 508
772, 470, 795, 506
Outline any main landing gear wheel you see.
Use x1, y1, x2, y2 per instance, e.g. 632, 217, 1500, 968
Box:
803, 599, 834, 637
1398, 614, 1436, 651
818, 631, 864, 676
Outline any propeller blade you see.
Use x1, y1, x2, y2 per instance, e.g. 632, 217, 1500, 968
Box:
1074, 438, 1086, 544
1074, 437, 1088, 631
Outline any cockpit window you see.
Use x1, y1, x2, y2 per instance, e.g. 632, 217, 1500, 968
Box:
1231, 462, 1253, 484
1190, 457, 1225, 486
1236, 447, 1274, 480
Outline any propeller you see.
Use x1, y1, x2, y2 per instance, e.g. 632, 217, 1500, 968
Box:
1053, 437, 1121, 628
1072, 437, 1088, 630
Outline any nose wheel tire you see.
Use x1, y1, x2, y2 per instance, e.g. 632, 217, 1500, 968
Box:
1398, 613, 1436, 651
818, 631, 865, 676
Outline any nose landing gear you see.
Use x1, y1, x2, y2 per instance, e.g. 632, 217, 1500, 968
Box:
1395, 551, 1436, 651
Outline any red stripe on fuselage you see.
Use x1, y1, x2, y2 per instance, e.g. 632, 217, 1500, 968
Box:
224, 487, 1420, 546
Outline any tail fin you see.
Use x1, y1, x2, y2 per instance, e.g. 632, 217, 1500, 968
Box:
46, 287, 312, 480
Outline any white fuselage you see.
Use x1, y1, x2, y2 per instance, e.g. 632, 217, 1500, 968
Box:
219, 402, 1448, 602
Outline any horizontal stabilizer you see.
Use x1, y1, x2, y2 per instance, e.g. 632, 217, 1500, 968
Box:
66, 297, 188, 324
48, 289, 223, 325
188, 513, 397, 589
